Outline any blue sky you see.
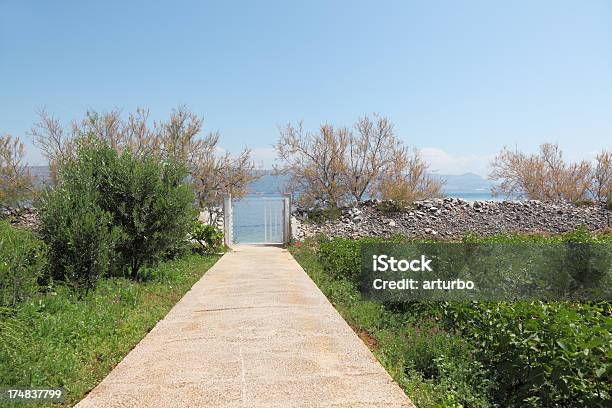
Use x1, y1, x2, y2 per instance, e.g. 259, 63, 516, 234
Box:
1, 0, 611, 175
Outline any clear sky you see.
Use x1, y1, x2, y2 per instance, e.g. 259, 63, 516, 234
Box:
1, 0, 611, 175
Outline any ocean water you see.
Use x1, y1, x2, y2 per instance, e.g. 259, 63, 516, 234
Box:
231, 191, 497, 243
232, 197, 286, 244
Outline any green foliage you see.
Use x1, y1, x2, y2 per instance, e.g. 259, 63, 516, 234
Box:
38, 137, 196, 288
0, 222, 46, 307
318, 235, 406, 284
292, 230, 612, 408
93, 148, 195, 278
38, 146, 121, 293
190, 222, 224, 253
441, 301, 611, 407
572, 199, 595, 207
0, 254, 219, 406
318, 237, 361, 282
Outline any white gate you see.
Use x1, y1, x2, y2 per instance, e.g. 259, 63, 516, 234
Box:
223, 195, 291, 245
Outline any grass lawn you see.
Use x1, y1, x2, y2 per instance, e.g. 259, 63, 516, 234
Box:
0, 253, 220, 407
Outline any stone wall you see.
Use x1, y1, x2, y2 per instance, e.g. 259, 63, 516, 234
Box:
293, 198, 610, 240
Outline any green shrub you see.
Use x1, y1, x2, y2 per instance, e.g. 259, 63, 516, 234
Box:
38, 167, 120, 294
38, 137, 195, 285
318, 237, 361, 282
190, 222, 224, 253
93, 150, 195, 278
0, 222, 46, 307
377, 200, 411, 214
398, 323, 491, 407
442, 301, 611, 407
318, 235, 406, 284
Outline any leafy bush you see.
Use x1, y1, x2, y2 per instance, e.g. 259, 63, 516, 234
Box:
441, 301, 611, 407
0, 222, 46, 307
190, 222, 224, 253
377, 200, 411, 214
318, 237, 361, 282
318, 235, 407, 284
38, 137, 195, 285
92, 148, 195, 278
38, 161, 120, 293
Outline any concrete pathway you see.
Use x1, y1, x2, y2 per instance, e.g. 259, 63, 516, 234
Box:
76, 245, 414, 408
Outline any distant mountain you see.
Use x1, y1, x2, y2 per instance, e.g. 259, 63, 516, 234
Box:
248, 171, 290, 195
431, 172, 495, 193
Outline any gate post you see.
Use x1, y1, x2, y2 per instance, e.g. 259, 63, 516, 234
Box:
283, 194, 292, 244
223, 195, 232, 247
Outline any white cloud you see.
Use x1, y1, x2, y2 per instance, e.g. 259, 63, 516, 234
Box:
420, 147, 493, 177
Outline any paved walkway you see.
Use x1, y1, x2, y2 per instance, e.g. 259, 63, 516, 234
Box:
76, 245, 413, 407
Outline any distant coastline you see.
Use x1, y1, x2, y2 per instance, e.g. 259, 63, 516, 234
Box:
29, 166, 497, 201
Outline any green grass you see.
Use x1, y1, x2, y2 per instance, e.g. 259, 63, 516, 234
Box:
0, 253, 219, 407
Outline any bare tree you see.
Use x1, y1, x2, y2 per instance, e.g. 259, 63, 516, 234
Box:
589, 150, 612, 202
378, 148, 443, 203
0, 134, 33, 208
275, 121, 349, 208
29, 109, 78, 181
160, 106, 204, 166
346, 114, 406, 202
275, 115, 442, 208
191, 133, 258, 210
489, 143, 593, 202
80, 108, 126, 151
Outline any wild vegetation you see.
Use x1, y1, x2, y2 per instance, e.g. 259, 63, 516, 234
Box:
291, 231, 611, 408
275, 114, 443, 209
0, 221, 46, 308
489, 143, 611, 203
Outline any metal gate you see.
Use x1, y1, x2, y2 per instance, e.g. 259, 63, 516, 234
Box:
223, 195, 291, 246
